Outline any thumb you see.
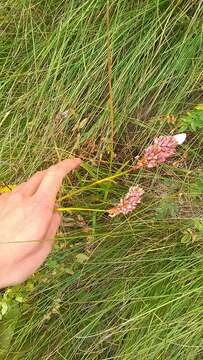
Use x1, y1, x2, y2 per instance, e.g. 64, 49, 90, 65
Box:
34, 158, 81, 207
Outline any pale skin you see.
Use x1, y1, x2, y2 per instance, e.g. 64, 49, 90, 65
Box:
0, 158, 81, 289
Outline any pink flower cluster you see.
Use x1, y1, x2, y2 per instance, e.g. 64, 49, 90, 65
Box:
134, 133, 186, 169
107, 185, 144, 218
108, 133, 186, 217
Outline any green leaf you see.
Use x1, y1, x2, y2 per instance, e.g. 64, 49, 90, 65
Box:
76, 253, 89, 264
190, 177, 203, 197
181, 233, 192, 244
65, 267, 74, 275
191, 120, 196, 131
193, 219, 203, 234
180, 109, 203, 131
15, 295, 24, 303
26, 281, 34, 292
156, 201, 178, 219
195, 103, 203, 110
1, 302, 8, 316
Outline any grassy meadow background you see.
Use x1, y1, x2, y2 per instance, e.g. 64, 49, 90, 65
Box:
0, 0, 203, 359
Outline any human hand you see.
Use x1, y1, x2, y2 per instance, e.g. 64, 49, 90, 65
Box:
0, 158, 81, 289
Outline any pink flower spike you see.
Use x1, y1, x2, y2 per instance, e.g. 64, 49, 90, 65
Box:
134, 133, 186, 170
107, 185, 144, 218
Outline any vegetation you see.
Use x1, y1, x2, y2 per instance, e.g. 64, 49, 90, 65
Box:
0, 1, 203, 359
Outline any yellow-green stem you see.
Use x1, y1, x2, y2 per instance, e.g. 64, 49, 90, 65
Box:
57, 207, 106, 213
59, 169, 129, 202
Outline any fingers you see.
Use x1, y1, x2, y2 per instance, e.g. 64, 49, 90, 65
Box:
11, 158, 80, 202
13, 170, 46, 196
35, 158, 81, 209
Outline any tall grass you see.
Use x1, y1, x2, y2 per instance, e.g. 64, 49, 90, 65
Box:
0, 0, 203, 359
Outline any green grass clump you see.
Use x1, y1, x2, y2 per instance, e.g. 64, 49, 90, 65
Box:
0, 0, 203, 359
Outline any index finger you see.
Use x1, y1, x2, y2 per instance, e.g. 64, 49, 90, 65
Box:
34, 158, 81, 208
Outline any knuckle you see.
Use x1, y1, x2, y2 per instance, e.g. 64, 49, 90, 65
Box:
35, 196, 52, 212
43, 202, 52, 212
